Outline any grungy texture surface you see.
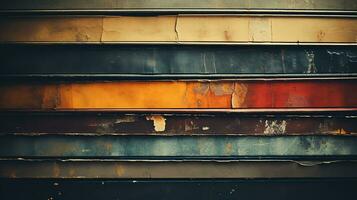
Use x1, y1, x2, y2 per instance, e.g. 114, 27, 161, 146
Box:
1, 112, 356, 135
0, 16, 356, 43
0, 0, 356, 10
1, 179, 357, 200
2, 160, 357, 178
0, 80, 356, 109
2, 45, 356, 75
1, 135, 357, 157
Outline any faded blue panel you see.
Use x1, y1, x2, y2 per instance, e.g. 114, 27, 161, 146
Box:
1, 136, 357, 157
1, 45, 356, 75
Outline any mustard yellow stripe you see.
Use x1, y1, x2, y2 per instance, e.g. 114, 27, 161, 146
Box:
0, 16, 356, 43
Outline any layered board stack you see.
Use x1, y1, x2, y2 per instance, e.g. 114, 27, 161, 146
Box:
0, 0, 357, 199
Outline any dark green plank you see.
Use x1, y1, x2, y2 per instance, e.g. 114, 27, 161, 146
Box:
1, 179, 357, 200
0, 45, 356, 76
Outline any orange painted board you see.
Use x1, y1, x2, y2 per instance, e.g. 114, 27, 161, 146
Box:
0, 80, 356, 109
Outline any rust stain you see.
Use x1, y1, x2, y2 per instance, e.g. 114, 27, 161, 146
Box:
332, 128, 350, 135
146, 115, 166, 132
115, 164, 125, 177
225, 143, 233, 154
69, 168, 76, 177
317, 31, 326, 42
224, 30, 232, 41
53, 163, 60, 178
0, 17, 103, 42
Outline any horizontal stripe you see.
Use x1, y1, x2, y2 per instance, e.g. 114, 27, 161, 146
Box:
0, 80, 356, 109
1, 135, 357, 157
2, 179, 357, 200
1, 45, 356, 75
0, 0, 356, 11
1, 160, 357, 178
1, 112, 355, 135
0, 16, 356, 43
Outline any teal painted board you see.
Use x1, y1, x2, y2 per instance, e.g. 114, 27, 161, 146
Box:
1, 136, 357, 157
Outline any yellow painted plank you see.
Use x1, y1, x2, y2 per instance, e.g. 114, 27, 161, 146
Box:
0, 16, 356, 43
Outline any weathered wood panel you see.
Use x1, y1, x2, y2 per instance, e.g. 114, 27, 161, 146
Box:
1, 135, 357, 157
1, 45, 356, 75
0, 80, 356, 109
1, 160, 357, 178
0, 16, 356, 43
0, 0, 356, 11
0, 112, 355, 135
1, 179, 357, 200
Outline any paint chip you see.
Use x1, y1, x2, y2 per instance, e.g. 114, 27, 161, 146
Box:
202, 126, 210, 131
231, 83, 247, 108
264, 120, 287, 134
146, 115, 166, 132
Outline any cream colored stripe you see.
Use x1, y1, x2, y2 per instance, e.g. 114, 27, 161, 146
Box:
0, 16, 356, 43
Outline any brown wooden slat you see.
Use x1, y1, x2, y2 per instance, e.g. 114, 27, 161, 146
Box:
0, 112, 355, 135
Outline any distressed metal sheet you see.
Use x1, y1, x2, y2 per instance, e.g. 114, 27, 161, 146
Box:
1, 135, 357, 157
1, 44, 356, 75
1, 112, 355, 135
0, 16, 356, 43
1, 179, 357, 200
0, 80, 356, 109
0, 0, 356, 11
1, 160, 357, 178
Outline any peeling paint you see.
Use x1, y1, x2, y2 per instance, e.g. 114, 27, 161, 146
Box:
231, 83, 247, 108
306, 50, 317, 73
264, 120, 287, 134
332, 128, 349, 135
202, 126, 210, 131
0, 80, 356, 109
210, 82, 234, 96
115, 116, 136, 124
146, 115, 166, 132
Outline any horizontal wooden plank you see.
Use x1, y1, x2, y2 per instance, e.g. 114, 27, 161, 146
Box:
1, 160, 357, 178
1, 112, 355, 135
0, 16, 356, 43
1, 135, 357, 157
0, 0, 356, 11
2, 179, 357, 200
1, 44, 356, 75
0, 80, 356, 109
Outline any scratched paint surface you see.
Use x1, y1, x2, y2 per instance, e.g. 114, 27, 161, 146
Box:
0, 16, 356, 43
1, 160, 357, 178
1, 45, 356, 75
0, 112, 356, 135
0, 80, 356, 109
1, 135, 357, 157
